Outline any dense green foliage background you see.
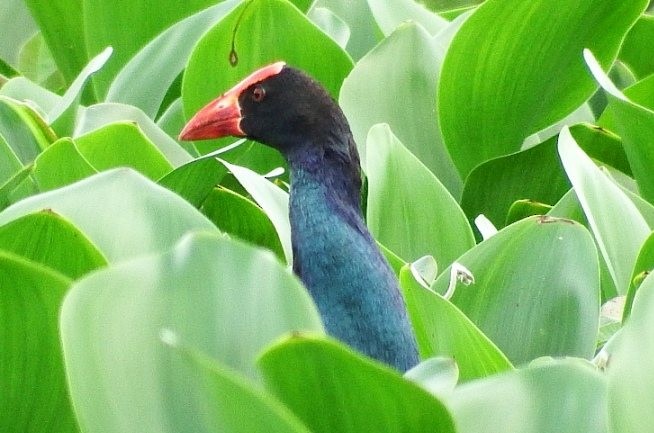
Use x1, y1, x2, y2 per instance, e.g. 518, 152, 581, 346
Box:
2, 0, 654, 432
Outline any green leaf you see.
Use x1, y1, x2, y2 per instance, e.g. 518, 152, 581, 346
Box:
586, 50, 654, 205
307, 7, 351, 48
0, 210, 106, 279
340, 23, 462, 196
399, 265, 513, 381
311, 0, 381, 60
623, 232, 654, 320
75, 121, 174, 180
158, 157, 225, 208
505, 200, 553, 225
0, 251, 79, 433
83, 0, 219, 99
0, 0, 37, 66
439, 0, 648, 177
61, 232, 323, 433
572, 123, 630, 175
0, 165, 33, 210
0, 96, 54, 164
0, 169, 216, 262
619, 14, 654, 80
220, 159, 292, 264
447, 360, 608, 433
201, 187, 285, 261
432, 216, 600, 364
32, 137, 97, 191
106, 0, 240, 118
558, 126, 650, 295
404, 357, 459, 398
0, 76, 60, 112
258, 334, 457, 433
162, 340, 311, 433
76, 102, 192, 167
17, 32, 63, 91
182, 0, 353, 156
22, 0, 84, 86
0, 57, 19, 79
0, 133, 22, 186
366, 124, 474, 267
607, 272, 654, 433
48, 47, 112, 137
367, 0, 448, 36
461, 135, 569, 230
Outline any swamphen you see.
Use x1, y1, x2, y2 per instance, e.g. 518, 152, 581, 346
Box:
180, 62, 419, 371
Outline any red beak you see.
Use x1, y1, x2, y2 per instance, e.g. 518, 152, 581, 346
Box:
179, 61, 286, 141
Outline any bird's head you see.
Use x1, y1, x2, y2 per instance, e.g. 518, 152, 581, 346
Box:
179, 62, 349, 155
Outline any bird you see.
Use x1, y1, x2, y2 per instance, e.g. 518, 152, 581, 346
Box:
179, 62, 419, 371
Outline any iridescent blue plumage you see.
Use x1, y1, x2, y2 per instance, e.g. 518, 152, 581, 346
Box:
286, 133, 418, 371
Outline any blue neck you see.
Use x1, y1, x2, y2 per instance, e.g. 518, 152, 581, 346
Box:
286, 144, 418, 371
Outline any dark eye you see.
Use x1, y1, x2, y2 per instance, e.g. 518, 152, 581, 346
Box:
252, 85, 265, 102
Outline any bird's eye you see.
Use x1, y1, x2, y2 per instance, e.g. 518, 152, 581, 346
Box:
252, 85, 265, 102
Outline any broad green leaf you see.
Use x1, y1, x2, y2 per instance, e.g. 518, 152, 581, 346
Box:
439, 0, 648, 177
340, 23, 462, 196
0, 169, 216, 262
0, 57, 19, 79
558, 126, 650, 295
367, 0, 448, 36
311, 0, 381, 60
505, 200, 552, 225
400, 265, 512, 381
600, 74, 654, 133
438, 5, 478, 20
17, 32, 63, 92
607, 272, 654, 433
201, 187, 285, 260
75, 102, 192, 167
220, 159, 292, 264
161, 341, 311, 433
158, 157, 225, 208
0, 251, 79, 433
0, 166, 33, 210
586, 50, 654, 204
0, 96, 54, 164
156, 99, 200, 155
61, 232, 323, 433
0, 76, 60, 112
366, 124, 474, 267
258, 335, 456, 433
619, 14, 654, 79
0, 133, 22, 186
432, 216, 600, 364
461, 135, 569, 230
83, 0, 218, 98
23, 0, 86, 86
307, 7, 351, 49
76, 122, 173, 180
32, 137, 97, 191
106, 0, 240, 118
48, 47, 112, 138
0, 0, 37, 67
0, 210, 106, 279
182, 0, 353, 156
623, 232, 654, 320
572, 123, 630, 175
447, 360, 608, 433
463, 123, 624, 232
404, 357, 459, 398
